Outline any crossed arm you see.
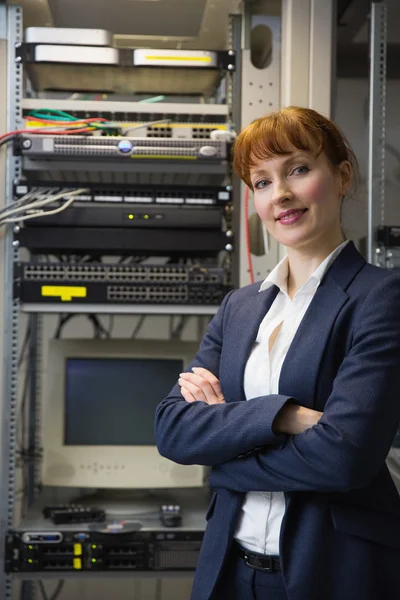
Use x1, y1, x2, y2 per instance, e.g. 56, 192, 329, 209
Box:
155, 274, 400, 492
155, 291, 312, 466
178, 366, 322, 436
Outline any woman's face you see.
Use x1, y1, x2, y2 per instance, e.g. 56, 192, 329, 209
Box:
249, 148, 349, 252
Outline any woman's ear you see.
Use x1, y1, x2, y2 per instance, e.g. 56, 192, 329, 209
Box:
338, 160, 352, 196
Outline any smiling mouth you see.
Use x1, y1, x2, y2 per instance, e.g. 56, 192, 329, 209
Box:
277, 209, 308, 221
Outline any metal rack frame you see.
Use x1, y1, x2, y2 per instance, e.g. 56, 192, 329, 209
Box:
0, 4, 23, 598
368, 1, 388, 266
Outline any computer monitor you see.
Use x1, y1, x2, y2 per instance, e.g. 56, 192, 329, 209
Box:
42, 338, 204, 489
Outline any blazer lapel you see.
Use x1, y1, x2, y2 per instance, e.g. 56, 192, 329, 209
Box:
229, 285, 279, 402
279, 242, 365, 408
279, 277, 348, 408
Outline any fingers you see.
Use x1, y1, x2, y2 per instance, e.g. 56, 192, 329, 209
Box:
178, 367, 225, 405
192, 367, 224, 399
180, 385, 198, 403
178, 377, 208, 402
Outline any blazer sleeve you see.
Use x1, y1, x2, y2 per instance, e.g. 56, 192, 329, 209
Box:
155, 290, 294, 466
209, 274, 400, 493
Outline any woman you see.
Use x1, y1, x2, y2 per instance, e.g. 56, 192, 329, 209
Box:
155, 107, 400, 600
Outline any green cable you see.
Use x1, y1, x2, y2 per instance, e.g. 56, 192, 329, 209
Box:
30, 108, 76, 120
26, 109, 120, 135
138, 95, 165, 104
27, 111, 73, 121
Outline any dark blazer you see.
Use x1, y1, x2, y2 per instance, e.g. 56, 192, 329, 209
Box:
155, 242, 400, 600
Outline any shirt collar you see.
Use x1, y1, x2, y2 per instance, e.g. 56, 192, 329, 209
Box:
259, 240, 350, 295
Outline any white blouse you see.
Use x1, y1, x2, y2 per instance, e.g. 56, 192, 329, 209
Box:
234, 241, 349, 555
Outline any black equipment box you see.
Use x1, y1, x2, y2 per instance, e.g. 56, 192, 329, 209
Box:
6, 498, 207, 574
6, 527, 203, 573
377, 226, 400, 247
17, 204, 223, 230
16, 227, 229, 255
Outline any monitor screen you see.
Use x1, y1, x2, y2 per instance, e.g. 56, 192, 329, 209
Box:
65, 357, 183, 446
42, 338, 204, 489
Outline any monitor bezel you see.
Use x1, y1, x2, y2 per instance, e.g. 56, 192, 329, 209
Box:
42, 338, 204, 489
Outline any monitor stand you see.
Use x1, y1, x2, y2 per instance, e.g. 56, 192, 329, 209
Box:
77, 488, 178, 518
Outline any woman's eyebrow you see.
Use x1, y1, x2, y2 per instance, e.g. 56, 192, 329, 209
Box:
250, 153, 311, 178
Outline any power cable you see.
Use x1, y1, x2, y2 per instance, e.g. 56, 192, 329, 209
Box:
38, 580, 65, 600
131, 315, 146, 339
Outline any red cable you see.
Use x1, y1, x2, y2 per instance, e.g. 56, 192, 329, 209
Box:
26, 117, 108, 124
244, 186, 255, 284
1, 117, 112, 141
0, 127, 95, 142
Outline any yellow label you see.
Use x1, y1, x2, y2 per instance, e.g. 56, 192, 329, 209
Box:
73, 558, 82, 570
145, 55, 211, 63
74, 543, 82, 556
41, 286, 87, 302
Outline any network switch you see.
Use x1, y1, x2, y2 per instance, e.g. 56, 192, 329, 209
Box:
14, 263, 231, 306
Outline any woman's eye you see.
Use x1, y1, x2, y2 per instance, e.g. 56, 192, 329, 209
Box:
254, 179, 270, 190
293, 165, 310, 175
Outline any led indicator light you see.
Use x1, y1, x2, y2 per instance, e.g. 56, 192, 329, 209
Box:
128, 214, 134, 220
28, 545, 33, 550
92, 558, 97, 563
92, 544, 97, 549
144, 214, 149, 220
28, 559, 33, 564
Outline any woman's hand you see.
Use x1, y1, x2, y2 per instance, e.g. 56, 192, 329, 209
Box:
273, 403, 323, 435
178, 367, 225, 405
178, 370, 321, 435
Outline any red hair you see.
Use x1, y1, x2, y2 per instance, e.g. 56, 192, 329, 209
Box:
233, 106, 359, 192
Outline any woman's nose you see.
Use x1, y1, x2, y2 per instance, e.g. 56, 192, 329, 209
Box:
271, 182, 293, 206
